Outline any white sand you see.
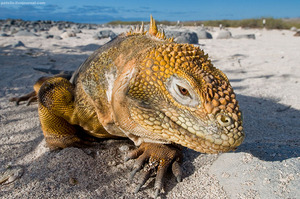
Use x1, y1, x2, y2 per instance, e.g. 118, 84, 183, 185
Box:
0, 27, 299, 198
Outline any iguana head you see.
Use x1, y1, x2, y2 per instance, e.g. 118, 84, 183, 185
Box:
125, 16, 244, 153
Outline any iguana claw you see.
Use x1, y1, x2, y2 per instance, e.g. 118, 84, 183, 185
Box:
9, 91, 37, 106
125, 143, 183, 198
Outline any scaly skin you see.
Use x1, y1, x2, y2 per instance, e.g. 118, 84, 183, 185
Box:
10, 16, 244, 197
127, 42, 244, 153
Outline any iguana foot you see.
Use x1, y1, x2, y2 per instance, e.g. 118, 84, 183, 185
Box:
44, 129, 97, 150
9, 73, 72, 106
9, 76, 51, 106
9, 91, 37, 106
125, 143, 183, 198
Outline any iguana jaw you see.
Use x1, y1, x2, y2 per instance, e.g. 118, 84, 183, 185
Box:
128, 101, 244, 154
162, 110, 245, 153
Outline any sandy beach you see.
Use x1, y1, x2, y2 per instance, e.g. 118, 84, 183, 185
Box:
0, 22, 299, 198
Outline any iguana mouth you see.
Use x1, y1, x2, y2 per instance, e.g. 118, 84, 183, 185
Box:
131, 104, 244, 153
162, 111, 244, 153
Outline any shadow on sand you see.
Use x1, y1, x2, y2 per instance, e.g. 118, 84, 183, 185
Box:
1, 43, 299, 198
236, 94, 299, 161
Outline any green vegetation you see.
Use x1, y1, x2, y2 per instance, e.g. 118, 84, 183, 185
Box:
108, 18, 300, 29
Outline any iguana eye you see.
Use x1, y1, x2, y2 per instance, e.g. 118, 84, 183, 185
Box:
177, 85, 190, 96
166, 75, 200, 107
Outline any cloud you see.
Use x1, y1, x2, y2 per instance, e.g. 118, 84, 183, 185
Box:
0, 3, 206, 23
40, 4, 61, 12
68, 5, 119, 15
0, 3, 159, 23
0, 4, 120, 23
0, 4, 63, 20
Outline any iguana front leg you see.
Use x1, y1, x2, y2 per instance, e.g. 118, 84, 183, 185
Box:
125, 143, 183, 198
37, 77, 93, 149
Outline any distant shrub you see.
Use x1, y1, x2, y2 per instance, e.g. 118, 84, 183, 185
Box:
107, 17, 300, 29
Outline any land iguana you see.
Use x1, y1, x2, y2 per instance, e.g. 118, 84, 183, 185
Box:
9, 16, 245, 197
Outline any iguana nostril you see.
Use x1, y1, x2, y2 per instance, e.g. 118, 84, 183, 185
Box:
216, 113, 233, 127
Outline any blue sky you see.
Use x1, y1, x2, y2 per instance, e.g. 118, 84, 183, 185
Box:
0, 0, 299, 23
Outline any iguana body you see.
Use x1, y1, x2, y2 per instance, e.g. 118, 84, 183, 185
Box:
11, 16, 244, 196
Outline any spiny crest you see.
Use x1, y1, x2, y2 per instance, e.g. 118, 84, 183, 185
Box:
126, 22, 146, 36
126, 15, 174, 42
148, 15, 158, 36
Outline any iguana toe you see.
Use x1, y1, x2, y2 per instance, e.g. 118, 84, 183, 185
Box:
125, 143, 182, 197
9, 91, 37, 106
